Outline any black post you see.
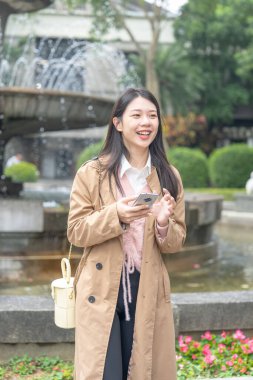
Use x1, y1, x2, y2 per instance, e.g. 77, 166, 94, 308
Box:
0, 11, 6, 177
0, 136, 6, 177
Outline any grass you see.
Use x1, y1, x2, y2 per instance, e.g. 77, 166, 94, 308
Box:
186, 188, 245, 201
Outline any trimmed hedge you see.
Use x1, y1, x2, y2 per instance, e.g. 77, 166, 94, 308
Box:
4, 162, 39, 182
167, 147, 209, 188
76, 140, 104, 169
209, 144, 253, 188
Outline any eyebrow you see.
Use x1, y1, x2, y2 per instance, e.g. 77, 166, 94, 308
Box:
129, 108, 157, 112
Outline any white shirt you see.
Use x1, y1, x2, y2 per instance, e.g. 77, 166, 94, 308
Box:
119, 153, 151, 194
6, 156, 21, 168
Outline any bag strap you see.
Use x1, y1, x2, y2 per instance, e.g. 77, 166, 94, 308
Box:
68, 243, 73, 261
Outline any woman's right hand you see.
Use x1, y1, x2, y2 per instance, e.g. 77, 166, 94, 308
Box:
116, 196, 150, 224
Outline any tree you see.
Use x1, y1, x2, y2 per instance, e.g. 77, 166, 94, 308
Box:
128, 43, 204, 114
173, 0, 253, 124
65, 0, 175, 103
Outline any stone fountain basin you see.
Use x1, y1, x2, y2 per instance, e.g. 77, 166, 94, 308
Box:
0, 0, 52, 13
163, 193, 223, 272
0, 193, 223, 278
0, 87, 115, 139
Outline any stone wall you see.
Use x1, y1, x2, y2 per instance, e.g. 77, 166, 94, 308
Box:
0, 291, 252, 361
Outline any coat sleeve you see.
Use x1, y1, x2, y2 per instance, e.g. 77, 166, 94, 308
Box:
67, 164, 123, 247
155, 168, 186, 253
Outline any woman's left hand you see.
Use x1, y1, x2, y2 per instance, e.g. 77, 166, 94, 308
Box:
151, 188, 176, 226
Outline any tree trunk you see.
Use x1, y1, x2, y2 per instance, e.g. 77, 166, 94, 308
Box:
145, 55, 160, 104
145, 53, 169, 152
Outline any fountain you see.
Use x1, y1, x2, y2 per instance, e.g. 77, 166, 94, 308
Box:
0, 1, 54, 190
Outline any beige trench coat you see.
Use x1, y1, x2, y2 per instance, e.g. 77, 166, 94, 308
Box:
67, 159, 186, 380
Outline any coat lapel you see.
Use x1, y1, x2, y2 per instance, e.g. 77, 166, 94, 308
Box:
96, 160, 117, 207
146, 167, 162, 197
144, 167, 163, 238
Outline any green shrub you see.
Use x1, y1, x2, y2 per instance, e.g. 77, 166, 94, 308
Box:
209, 144, 253, 188
4, 161, 39, 182
167, 147, 209, 187
76, 140, 104, 169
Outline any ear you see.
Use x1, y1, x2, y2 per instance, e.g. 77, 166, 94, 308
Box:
113, 117, 123, 132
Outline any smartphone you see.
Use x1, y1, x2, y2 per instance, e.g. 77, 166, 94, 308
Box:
133, 193, 159, 208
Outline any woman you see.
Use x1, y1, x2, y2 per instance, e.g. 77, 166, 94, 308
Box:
67, 88, 186, 380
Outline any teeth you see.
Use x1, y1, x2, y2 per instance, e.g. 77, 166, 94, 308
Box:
137, 131, 150, 135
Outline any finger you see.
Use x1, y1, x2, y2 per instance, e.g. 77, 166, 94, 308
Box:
120, 195, 138, 204
163, 188, 170, 195
169, 196, 176, 207
131, 204, 149, 211
163, 193, 175, 204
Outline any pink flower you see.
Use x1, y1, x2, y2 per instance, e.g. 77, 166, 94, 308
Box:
204, 354, 216, 364
185, 336, 192, 344
176, 355, 182, 361
221, 331, 227, 338
218, 343, 226, 352
192, 354, 197, 360
201, 331, 213, 340
241, 345, 250, 354
226, 361, 233, 367
232, 354, 238, 360
180, 344, 188, 353
178, 335, 184, 345
202, 344, 211, 356
233, 329, 246, 340
221, 365, 227, 371
193, 341, 200, 348
179, 364, 184, 369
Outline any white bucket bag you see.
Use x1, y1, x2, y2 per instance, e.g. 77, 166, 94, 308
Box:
51, 246, 75, 329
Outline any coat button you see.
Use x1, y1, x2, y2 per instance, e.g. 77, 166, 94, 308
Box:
88, 296, 95, 303
96, 263, 103, 270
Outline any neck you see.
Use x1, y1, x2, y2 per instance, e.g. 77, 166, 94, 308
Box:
127, 147, 149, 169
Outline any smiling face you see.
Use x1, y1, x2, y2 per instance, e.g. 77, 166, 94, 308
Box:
113, 96, 159, 154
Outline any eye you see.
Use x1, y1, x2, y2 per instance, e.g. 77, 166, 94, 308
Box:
150, 114, 157, 119
132, 114, 140, 118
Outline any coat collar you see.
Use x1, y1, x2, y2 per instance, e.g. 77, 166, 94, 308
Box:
119, 153, 152, 179
98, 160, 162, 206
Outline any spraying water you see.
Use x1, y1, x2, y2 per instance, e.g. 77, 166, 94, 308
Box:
0, 35, 139, 98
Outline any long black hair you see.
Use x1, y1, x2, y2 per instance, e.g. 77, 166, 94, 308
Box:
99, 88, 179, 199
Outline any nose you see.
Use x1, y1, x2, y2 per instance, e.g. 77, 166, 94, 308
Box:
139, 114, 150, 125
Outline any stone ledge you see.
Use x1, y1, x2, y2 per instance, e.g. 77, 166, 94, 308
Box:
0, 200, 43, 232
0, 296, 74, 343
172, 291, 253, 334
220, 210, 253, 226
0, 291, 252, 344
235, 193, 253, 213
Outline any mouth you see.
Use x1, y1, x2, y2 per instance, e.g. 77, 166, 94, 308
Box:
136, 131, 151, 136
